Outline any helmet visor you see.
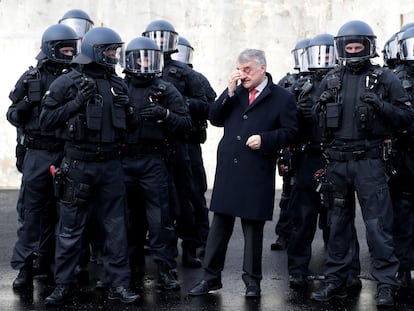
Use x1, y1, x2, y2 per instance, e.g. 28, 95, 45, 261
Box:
94, 43, 124, 66
400, 37, 414, 61
307, 45, 336, 69
48, 39, 80, 63
171, 45, 194, 64
144, 30, 178, 52
60, 18, 93, 38
335, 36, 376, 61
387, 39, 398, 59
123, 49, 163, 74
292, 49, 302, 70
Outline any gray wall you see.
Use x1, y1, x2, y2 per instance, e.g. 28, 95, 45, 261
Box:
0, 0, 413, 188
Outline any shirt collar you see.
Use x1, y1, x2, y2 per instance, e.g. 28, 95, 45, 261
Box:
254, 76, 268, 94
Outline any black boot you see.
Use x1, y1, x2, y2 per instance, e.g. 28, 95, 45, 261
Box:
44, 285, 73, 305
158, 263, 180, 290
376, 287, 394, 308
396, 270, 411, 288
108, 286, 140, 303
182, 247, 202, 268
13, 266, 33, 290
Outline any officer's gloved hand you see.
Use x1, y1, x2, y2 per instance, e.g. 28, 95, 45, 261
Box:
361, 92, 384, 111
75, 79, 97, 108
15, 96, 36, 121
113, 94, 129, 106
319, 91, 333, 104
140, 103, 168, 121
298, 101, 313, 121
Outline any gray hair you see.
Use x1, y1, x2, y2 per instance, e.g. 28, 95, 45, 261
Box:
237, 49, 266, 66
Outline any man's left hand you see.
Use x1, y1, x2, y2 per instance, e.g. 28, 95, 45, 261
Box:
246, 134, 261, 150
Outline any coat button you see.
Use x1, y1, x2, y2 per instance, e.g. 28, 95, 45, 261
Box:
236, 136, 241, 141
233, 158, 238, 164
243, 115, 248, 120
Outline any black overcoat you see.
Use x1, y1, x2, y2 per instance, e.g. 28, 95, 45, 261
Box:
208, 73, 298, 221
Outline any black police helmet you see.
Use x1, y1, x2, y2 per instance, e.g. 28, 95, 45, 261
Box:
334, 20, 377, 62
307, 33, 336, 69
171, 36, 194, 65
73, 27, 124, 67
59, 9, 94, 39
37, 24, 79, 63
142, 19, 179, 53
122, 36, 163, 77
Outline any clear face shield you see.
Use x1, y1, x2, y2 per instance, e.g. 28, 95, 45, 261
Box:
307, 45, 336, 69
399, 37, 414, 61
292, 48, 302, 70
94, 43, 124, 66
334, 36, 376, 62
387, 38, 398, 60
123, 49, 163, 75
171, 45, 194, 64
299, 49, 309, 72
60, 18, 94, 39
145, 30, 178, 52
48, 39, 80, 63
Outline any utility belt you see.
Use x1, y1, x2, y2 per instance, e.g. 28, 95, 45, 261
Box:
25, 137, 64, 152
300, 142, 327, 154
122, 142, 163, 158
65, 146, 120, 162
324, 147, 381, 161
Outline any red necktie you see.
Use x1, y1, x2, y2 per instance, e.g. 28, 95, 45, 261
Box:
249, 89, 258, 105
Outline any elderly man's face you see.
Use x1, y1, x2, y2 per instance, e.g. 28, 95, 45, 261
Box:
237, 60, 266, 90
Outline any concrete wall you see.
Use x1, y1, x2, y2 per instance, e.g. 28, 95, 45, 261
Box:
1, 0, 413, 188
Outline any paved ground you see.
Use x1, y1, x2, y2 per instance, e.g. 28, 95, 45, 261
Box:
0, 189, 413, 310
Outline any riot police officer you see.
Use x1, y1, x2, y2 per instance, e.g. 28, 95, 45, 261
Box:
7, 23, 79, 289
389, 26, 414, 293
287, 34, 361, 292
40, 26, 140, 305
172, 36, 217, 260
271, 38, 311, 251
310, 20, 414, 308
121, 36, 191, 290
143, 20, 211, 268
287, 33, 335, 289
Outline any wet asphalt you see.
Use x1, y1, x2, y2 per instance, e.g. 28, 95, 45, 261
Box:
0, 189, 413, 311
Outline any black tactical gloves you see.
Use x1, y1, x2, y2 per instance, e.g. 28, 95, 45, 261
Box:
361, 92, 384, 111
75, 78, 97, 108
140, 104, 168, 121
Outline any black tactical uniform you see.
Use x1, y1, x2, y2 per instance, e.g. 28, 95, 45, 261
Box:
121, 36, 191, 290
172, 36, 217, 259
389, 26, 414, 291
271, 39, 309, 251
310, 21, 414, 308
143, 20, 211, 268
40, 27, 139, 305
287, 34, 361, 291
7, 24, 79, 289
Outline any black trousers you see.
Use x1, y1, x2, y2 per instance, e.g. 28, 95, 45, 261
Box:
11, 148, 62, 270
201, 213, 265, 283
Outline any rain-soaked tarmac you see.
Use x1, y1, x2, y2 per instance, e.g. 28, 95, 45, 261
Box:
0, 189, 413, 311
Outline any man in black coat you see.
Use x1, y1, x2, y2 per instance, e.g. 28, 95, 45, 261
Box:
188, 48, 298, 298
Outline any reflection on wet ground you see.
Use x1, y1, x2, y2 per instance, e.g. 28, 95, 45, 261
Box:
0, 189, 413, 310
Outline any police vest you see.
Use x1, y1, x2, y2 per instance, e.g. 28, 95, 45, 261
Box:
57, 70, 128, 144
323, 65, 392, 140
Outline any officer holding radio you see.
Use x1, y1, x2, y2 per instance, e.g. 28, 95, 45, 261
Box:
310, 20, 414, 308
